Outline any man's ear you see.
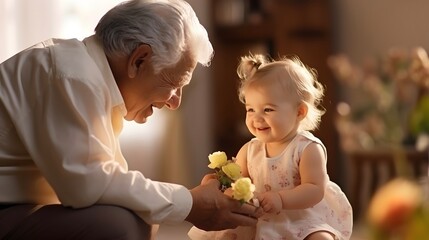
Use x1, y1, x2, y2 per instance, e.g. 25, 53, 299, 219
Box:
297, 102, 308, 120
127, 44, 152, 78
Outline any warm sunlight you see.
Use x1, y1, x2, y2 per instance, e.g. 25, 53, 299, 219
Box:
0, 0, 167, 176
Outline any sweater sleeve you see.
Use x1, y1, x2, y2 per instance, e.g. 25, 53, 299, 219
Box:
2, 39, 192, 224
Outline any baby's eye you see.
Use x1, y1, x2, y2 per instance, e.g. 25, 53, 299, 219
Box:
264, 108, 274, 112
246, 108, 254, 113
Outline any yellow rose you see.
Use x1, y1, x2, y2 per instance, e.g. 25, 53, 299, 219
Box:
231, 177, 255, 203
367, 178, 423, 232
222, 162, 242, 181
208, 151, 227, 169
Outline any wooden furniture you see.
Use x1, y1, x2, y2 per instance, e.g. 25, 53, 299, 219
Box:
348, 147, 428, 221
208, 0, 341, 181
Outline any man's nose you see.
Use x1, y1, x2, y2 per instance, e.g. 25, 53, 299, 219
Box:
165, 89, 182, 110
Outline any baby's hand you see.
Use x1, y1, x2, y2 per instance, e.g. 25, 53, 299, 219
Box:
258, 191, 282, 214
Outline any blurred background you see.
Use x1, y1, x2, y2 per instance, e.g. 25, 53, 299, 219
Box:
1, 0, 429, 238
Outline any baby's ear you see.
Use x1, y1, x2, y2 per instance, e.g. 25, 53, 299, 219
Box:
297, 103, 308, 120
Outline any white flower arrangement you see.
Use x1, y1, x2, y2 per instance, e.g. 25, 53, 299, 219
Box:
328, 47, 429, 152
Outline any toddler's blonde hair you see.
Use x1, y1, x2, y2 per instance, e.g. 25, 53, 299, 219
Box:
237, 53, 325, 131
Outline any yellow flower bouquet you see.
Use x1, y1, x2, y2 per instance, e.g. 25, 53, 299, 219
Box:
232, 177, 256, 203
208, 151, 255, 204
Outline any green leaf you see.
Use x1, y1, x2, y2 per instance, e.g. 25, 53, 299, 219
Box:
410, 95, 429, 135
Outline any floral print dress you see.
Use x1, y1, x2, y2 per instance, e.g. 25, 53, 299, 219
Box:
188, 131, 353, 240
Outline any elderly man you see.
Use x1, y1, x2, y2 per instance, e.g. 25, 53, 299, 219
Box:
0, 0, 261, 239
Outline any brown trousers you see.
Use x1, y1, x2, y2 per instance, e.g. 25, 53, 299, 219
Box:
0, 204, 152, 240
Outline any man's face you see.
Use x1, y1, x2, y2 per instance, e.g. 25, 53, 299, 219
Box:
119, 51, 197, 123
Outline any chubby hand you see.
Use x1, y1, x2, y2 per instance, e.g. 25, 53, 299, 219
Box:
257, 191, 282, 214
186, 175, 263, 231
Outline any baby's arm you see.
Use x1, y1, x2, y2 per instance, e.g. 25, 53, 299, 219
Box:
259, 142, 327, 212
235, 142, 250, 177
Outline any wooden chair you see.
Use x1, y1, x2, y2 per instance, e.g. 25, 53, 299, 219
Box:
348, 147, 428, 221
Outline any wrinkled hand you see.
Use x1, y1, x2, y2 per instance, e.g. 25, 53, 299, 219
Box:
257, 191, 282, 214
186, 175, 263, 231
200, 173, 217, 185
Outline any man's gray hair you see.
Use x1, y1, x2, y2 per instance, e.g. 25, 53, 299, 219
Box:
95, 0, 213, 73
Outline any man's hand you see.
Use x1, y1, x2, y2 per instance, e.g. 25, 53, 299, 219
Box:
186, 176, 263, 231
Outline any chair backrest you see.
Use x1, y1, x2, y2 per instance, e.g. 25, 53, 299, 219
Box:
348, 147, 428, 221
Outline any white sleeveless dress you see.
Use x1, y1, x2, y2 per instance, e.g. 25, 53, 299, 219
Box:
188, 131, 353, 240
